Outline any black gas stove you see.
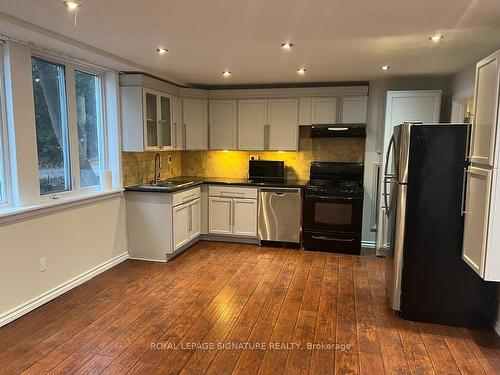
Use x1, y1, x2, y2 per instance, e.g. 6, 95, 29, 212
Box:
303, 162, 364, 254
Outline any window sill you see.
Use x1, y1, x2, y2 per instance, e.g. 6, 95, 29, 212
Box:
0, 189, 123, 226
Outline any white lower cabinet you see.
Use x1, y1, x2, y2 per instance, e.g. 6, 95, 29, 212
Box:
173, 203, 189, 250
233, 198, 258, 237
208, 197, 233, 234
126, 187, 201, 262
172, 197, 201, 252
208, 186, 258, 237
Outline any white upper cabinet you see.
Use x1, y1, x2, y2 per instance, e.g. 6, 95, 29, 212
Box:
183, 98, 208, 150
268, 99, 299, 150
311, 97, 338, 124
471, 51, 500, 166
340, 96, 368, 124
238, 99, 267, 150
172, 95, 183, 149
121, 87, 173, 151
298, 98, 312, 125
209, 100, 237, 150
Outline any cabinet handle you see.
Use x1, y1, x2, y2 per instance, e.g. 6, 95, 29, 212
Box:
208, 123, 211, 149
264, 124, 270, 150
188, 205, 192, 232
337, 97, 342, 123
183, 123, 187, 149
174, 122, 177, 148
461, 168, 468, 216
232, 200, 235, 227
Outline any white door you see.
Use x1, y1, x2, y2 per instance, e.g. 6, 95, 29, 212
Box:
298, 98, 312, 125
233, 198, 258, 237
172, 95, 183, 149
209, 100, 237, 150
268, 99, 299, 151
463, 167, 492, 277
158, 94, 173, 149
143, 89, 159, 150
340, 96, 368, 124
376, 90, 442, 254
238, 99, 267, 150
172, 203, 189, 251
208, 197, 233, 234
189, 198, 201, 240
311, 97, 338, 124
183, 98, 208, 150
471, 52, 499, 166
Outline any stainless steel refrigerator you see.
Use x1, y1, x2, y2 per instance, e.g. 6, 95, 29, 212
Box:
384, 122, 496, 328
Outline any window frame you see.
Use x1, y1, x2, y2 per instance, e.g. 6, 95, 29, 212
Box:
0, 43, 11, 208
74, 67, 107, 192
31, 52, 108, 201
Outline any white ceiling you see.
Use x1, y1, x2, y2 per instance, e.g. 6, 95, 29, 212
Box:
1, 0, 500, 85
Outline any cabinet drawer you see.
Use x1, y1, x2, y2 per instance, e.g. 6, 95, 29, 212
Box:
208, 185, 258, 199
172, 187, 201, 207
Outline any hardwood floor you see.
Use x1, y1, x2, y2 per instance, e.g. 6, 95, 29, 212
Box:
1, 241, 499, 374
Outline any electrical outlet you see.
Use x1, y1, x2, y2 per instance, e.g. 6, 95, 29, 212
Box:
250, 155, 259, 161
168, 155, 172, 164
40, 257, 47, 272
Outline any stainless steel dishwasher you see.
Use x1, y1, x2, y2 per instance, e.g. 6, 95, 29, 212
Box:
258, 187, 302, 245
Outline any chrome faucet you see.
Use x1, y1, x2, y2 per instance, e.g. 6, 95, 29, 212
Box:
154, 153, 162, 184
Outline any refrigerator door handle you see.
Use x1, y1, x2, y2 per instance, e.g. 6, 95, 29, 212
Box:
461, 167, 468, 216
384, 135, 395, 215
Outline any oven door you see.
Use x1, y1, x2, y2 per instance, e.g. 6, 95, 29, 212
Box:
303, 194, 363, 233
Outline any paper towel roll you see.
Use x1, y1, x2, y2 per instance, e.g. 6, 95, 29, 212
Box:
100, 170, 113, 191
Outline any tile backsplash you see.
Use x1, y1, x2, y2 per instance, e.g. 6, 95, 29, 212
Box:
122, 150, 182, 187
122, 127, 365, 185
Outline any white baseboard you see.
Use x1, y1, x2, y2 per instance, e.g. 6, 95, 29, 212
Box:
128, 256, 167, 263
361, 240, 376, 249
0, 251, 129, 328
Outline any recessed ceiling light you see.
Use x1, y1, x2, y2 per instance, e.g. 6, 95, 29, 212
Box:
281, 42, 295, 49
62, 1, 81, 10
222, 70, 232, 77
297, 68, 306, 75
156, 47, 168, 55
35, 78, 40, 82
380, 65, 390, 71
429, 35, 444, 43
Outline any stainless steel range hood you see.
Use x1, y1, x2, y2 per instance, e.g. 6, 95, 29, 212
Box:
310, 124, 366, 138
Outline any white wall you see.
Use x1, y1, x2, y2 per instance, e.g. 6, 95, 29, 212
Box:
0, 196, 128, 324
0, 41, 128, 326
361, 76, 452, 246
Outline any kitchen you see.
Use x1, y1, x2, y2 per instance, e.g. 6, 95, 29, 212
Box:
1, 1, 500, 374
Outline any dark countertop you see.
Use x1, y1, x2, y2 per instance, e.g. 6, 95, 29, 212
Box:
125, 176, 308, 193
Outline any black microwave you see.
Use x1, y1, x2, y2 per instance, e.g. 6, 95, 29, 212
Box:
248, 160, 285, 181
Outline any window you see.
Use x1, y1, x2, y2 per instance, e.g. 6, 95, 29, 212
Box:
75, 70, 104, 188
32, 57, 71, 195
31, 57, 106, 197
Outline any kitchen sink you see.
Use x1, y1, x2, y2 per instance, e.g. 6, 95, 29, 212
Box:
138, 180, 195, 189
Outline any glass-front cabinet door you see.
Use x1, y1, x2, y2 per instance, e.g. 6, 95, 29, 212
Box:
158, 95, 172, 148
143, 89, 173, 150
144, 90, 158, 149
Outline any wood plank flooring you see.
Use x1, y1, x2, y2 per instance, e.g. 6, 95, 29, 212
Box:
1, 241, 499, 374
